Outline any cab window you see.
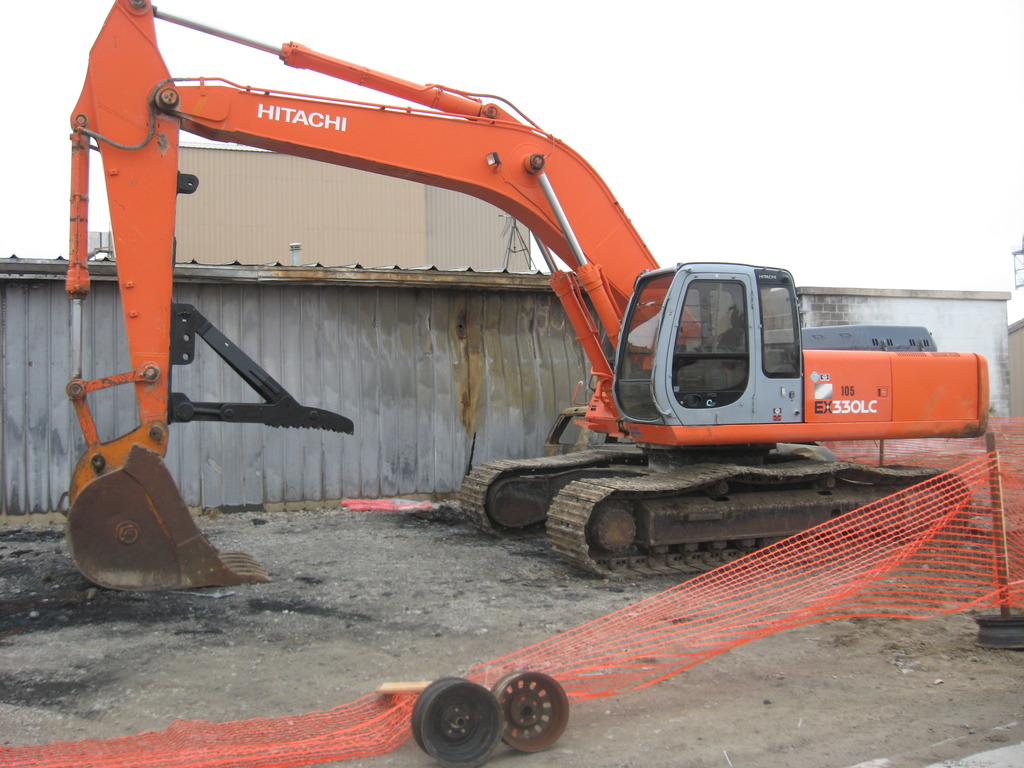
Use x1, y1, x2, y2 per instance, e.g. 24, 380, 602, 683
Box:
615, 273, 673, 421
758, 281, 800, 378
672, 280, 748, 409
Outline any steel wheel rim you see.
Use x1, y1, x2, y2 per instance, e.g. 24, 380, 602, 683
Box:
491, 671, 569, 752
411, 677, 503, 768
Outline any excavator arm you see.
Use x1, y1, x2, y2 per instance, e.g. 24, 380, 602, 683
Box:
65, 0, 658, 589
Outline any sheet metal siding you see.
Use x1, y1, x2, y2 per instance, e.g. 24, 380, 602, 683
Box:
1, 281, 135, 516
176, 148, 428, 267
1, 275, 585, 518
424, 187, 513, 270
1009, 321, 1024, 417
177, 147, 511, 269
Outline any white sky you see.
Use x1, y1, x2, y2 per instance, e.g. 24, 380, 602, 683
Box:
3, 1, 1023, 320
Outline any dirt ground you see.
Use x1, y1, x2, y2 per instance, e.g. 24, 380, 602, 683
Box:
1, 504, 1022, 768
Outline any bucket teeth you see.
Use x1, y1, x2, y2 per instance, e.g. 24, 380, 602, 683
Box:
210, 551, 270, 583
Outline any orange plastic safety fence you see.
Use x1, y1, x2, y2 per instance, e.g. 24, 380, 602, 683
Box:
3, 420, 1022, 768
824, 417, 1024, 472
468, 452, 1023, 698
0, 694, 414, 768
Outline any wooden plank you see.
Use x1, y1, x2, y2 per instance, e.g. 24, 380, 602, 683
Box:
375, 681, 432, 696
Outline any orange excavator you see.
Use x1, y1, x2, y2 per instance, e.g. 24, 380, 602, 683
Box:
65, 0, 988, 590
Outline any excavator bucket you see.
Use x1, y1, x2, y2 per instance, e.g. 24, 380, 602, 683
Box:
67, 445, 269, 591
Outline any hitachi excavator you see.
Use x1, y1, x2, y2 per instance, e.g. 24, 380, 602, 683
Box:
65, 0, 988, 590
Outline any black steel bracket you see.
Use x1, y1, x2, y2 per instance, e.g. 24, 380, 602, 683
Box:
176, 172, 199, 195
168, 303, 354, 434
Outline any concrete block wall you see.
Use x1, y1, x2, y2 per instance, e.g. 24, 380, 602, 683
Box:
799, 286, 1011, 417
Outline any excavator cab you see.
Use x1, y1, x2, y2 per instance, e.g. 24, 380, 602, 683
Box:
615, 264, 803, 430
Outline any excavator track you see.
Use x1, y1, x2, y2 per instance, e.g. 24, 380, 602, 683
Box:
546, 461, 943, 578
459, 446, 645, 534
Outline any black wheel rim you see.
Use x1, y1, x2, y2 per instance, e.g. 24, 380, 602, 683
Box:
411, 677, 503, 768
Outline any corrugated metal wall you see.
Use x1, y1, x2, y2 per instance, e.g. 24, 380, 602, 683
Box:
424, 187, 530, 270
175, 145, 517, 270
1, 261, 586, 519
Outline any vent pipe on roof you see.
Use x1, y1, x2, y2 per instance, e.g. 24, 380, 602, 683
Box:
289, 243, 302, 266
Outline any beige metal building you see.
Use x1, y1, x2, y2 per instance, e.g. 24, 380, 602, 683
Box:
1009, 317, 1024, 416
174, 144, 534, 270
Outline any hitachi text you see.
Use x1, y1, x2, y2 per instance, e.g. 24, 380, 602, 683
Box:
257, 104, 347, 131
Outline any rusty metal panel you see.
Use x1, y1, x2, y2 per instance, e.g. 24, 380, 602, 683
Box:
1, 263, 586, 519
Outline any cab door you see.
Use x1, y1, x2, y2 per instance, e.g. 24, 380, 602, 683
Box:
747, 268, 803, 424
653, 266, 803, 428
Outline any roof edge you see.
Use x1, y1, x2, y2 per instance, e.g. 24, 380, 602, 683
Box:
0, 257, 554, 292
798, 285, 1011, 302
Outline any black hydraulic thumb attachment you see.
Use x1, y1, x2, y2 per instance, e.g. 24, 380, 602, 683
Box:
168, 303, 354, 434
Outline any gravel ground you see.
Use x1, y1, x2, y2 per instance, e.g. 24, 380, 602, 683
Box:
1, 505, 1022, 768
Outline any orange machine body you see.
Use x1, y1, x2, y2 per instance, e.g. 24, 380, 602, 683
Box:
625, 350, 988, 448
801, 349, 987, 431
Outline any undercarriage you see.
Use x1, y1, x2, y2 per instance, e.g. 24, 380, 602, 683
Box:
460, 445, 940, 577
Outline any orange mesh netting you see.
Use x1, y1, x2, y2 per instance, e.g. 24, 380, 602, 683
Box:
3, 420, 1023, 768
0, 694, 413, 768
468, 451, 1023, 695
